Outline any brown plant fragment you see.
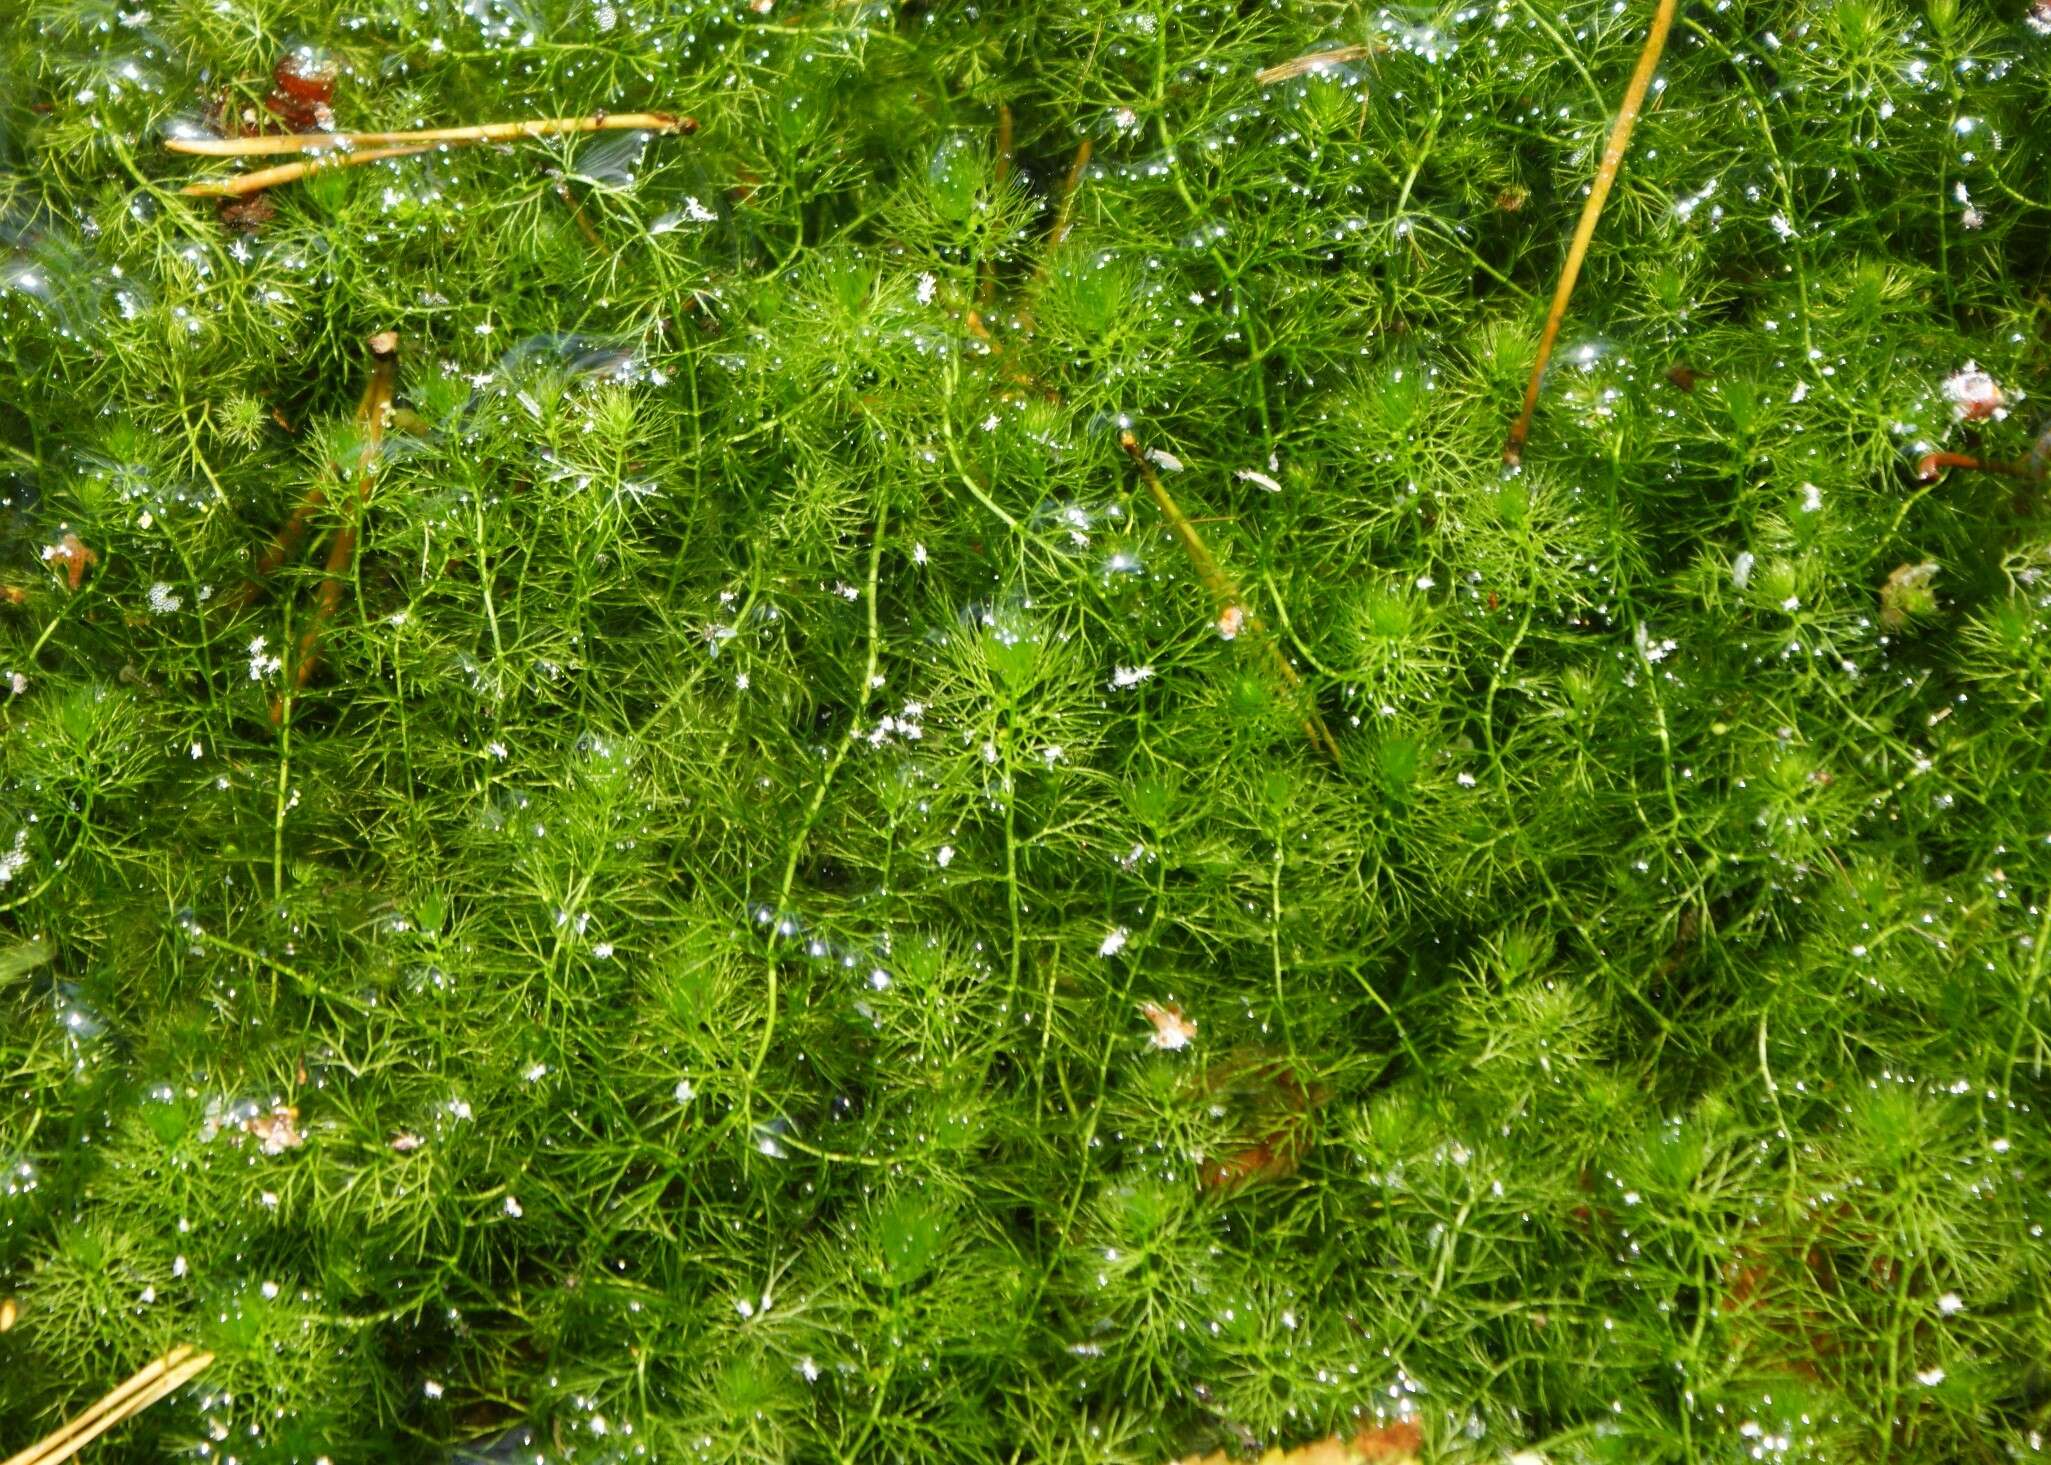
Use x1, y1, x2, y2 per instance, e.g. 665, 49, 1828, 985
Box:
1254, 44, 1379, 85
244, 1104, 305, 1155
1194, 1051, 1326, 1194
266, 49, 339, 132
1118, 434, 1341, 762
1172, 1419, 1421, 1465
1878, 561, 1939, 632
42, 533, 97, 591
216, 190, 278, 234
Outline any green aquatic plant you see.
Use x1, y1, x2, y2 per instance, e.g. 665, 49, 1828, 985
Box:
2, 0, 2050, 1461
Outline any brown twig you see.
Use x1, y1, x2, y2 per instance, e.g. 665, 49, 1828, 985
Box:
1502, 0, 1677, 465
166, 110, 693, 158
550, 172, 610, 253
180, 143, 432, 198
982, 103, 1015, 310
1047, 137, 1093, 253
268, 331, 398, 722
1119, 434, 1341, 762
1914, 450, 2034, 483
239, 332, 399, 609
1253, 43, 1379, 86
4, 1346, 215, 1465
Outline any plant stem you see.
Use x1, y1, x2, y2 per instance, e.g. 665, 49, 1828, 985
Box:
745, 495, 890, 1113
180, 144, 432, 198
166, 110, 693, 157
1118, 433, 1340, 761
1503, 0, 1677, 465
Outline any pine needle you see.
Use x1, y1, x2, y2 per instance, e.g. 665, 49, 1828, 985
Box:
164, 110, 693, 158
4, 1347, 215, 1465
178, 143, 432, 198
1502, 0, 1677, 465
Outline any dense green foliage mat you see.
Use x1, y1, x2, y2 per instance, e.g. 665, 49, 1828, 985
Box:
4, 0, 2051, 1459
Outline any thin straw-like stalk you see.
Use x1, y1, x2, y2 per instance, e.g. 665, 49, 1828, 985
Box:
1254, 43, 1378, 86
1047, 137, 1093, 252
551, 173, 610, 253
165, 110, 692, 158
275, 331, 397, 720
981, 104, 1014, 309
1119, 434, 1341, 762
1502, 0, 1676, 465
180, 143, 431, 198
239, 331, 398, 608
2, 1349, 190, 1465
5, 1347, 214, 1465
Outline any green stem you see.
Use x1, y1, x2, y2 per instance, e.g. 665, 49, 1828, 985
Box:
744, 495, 890, 1112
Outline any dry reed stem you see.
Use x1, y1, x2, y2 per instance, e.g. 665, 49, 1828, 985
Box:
4, 1346, 215, 1465
1118, 434, 1341, 762
166, 110, 692, 158
280, 332, 397, 709
1254, 43, 1378, 85
551, 173, 611, 253
180, 143, 432, 197
1048, 137, 1093, 252
982, 103, 1014, 309
239, 332, 398, 609
1502, 0, 1677, 465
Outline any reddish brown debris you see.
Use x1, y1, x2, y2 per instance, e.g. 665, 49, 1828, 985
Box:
42, 533, 97, 591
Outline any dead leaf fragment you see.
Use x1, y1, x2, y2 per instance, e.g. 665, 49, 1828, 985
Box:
1140, 1000, 1197, 1051
244, 1104, 305, 1155
1171, 1420, 1422, 1465
1878, 561, 1940, 631
1195, 1052, 1327, 1193
42, 533, 97, 591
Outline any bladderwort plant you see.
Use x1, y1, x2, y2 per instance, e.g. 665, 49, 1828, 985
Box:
2, 0, 2050, 1461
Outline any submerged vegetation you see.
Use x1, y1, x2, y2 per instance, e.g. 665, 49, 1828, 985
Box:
2, 0, 2050, 1460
